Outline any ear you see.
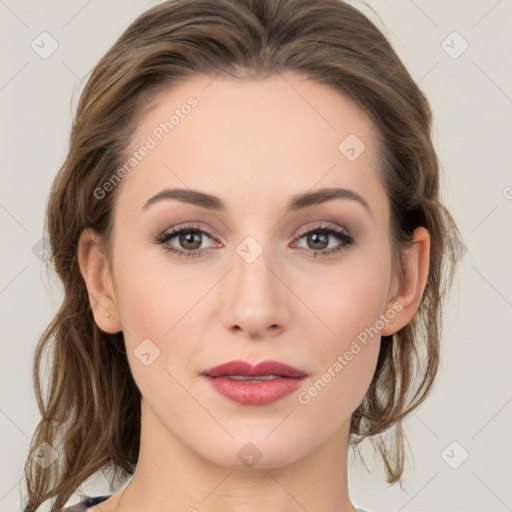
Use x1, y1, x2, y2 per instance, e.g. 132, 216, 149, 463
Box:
77, 228, 122, 334
381, 227, 430, 336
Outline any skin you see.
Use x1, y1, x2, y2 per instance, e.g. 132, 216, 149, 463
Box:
78, 73, 430, 512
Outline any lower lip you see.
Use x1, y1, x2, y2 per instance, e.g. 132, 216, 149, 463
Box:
204, 376, 307, 406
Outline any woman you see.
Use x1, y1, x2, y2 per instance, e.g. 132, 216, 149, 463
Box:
22, 0, 461, 511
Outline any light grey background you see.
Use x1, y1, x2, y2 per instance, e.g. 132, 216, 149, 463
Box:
1, 1, 511, 511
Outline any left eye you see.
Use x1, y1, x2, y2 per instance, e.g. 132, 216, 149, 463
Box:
294, 225, 353, 254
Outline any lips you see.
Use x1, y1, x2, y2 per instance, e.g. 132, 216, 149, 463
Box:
201, 359, 308, 406
201, 359, 308, 378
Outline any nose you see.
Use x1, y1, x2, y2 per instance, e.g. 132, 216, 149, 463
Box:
220, 238, 290, 340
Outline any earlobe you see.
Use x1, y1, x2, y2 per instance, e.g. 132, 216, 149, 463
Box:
77, 228, 122, 334
381, 227, 430, 336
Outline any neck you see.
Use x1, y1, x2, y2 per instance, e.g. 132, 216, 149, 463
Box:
113, 399, 357, 512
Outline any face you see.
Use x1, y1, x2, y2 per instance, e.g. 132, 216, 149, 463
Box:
99, 73, 401, 469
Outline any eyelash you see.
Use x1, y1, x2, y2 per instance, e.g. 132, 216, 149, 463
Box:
152, 223, 354, 259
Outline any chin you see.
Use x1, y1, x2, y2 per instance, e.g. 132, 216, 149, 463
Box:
190, 427, 317, 471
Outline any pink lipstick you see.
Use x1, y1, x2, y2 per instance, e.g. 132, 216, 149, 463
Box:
201, 359, 308, 406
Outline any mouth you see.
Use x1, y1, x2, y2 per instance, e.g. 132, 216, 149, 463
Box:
200, 359, 308, 406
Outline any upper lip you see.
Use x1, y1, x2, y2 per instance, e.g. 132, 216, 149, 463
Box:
202, 359, 308, 378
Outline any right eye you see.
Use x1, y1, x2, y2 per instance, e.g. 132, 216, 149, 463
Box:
152, 225, 218, 258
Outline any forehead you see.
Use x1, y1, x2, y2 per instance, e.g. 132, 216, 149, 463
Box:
115, 72, 387, 219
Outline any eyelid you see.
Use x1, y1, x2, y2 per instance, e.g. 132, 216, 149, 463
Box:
296, 221, 348, 237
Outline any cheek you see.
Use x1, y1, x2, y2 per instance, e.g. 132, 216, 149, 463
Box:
296, 247, 391, 404
294, 282, 385, 428
112, 237, 201, 338
111, 240, 215, 396
299, 243, 392, 346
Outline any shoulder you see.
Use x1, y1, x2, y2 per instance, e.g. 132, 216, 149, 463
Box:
60, 495, 111, 511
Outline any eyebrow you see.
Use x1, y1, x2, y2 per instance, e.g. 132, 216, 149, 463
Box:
141, 187, 373, 217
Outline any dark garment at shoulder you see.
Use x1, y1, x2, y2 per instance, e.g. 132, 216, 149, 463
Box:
60, 495, 111, 511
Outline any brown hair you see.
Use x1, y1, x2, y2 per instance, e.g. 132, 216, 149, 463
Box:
22, 0, 462, 510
